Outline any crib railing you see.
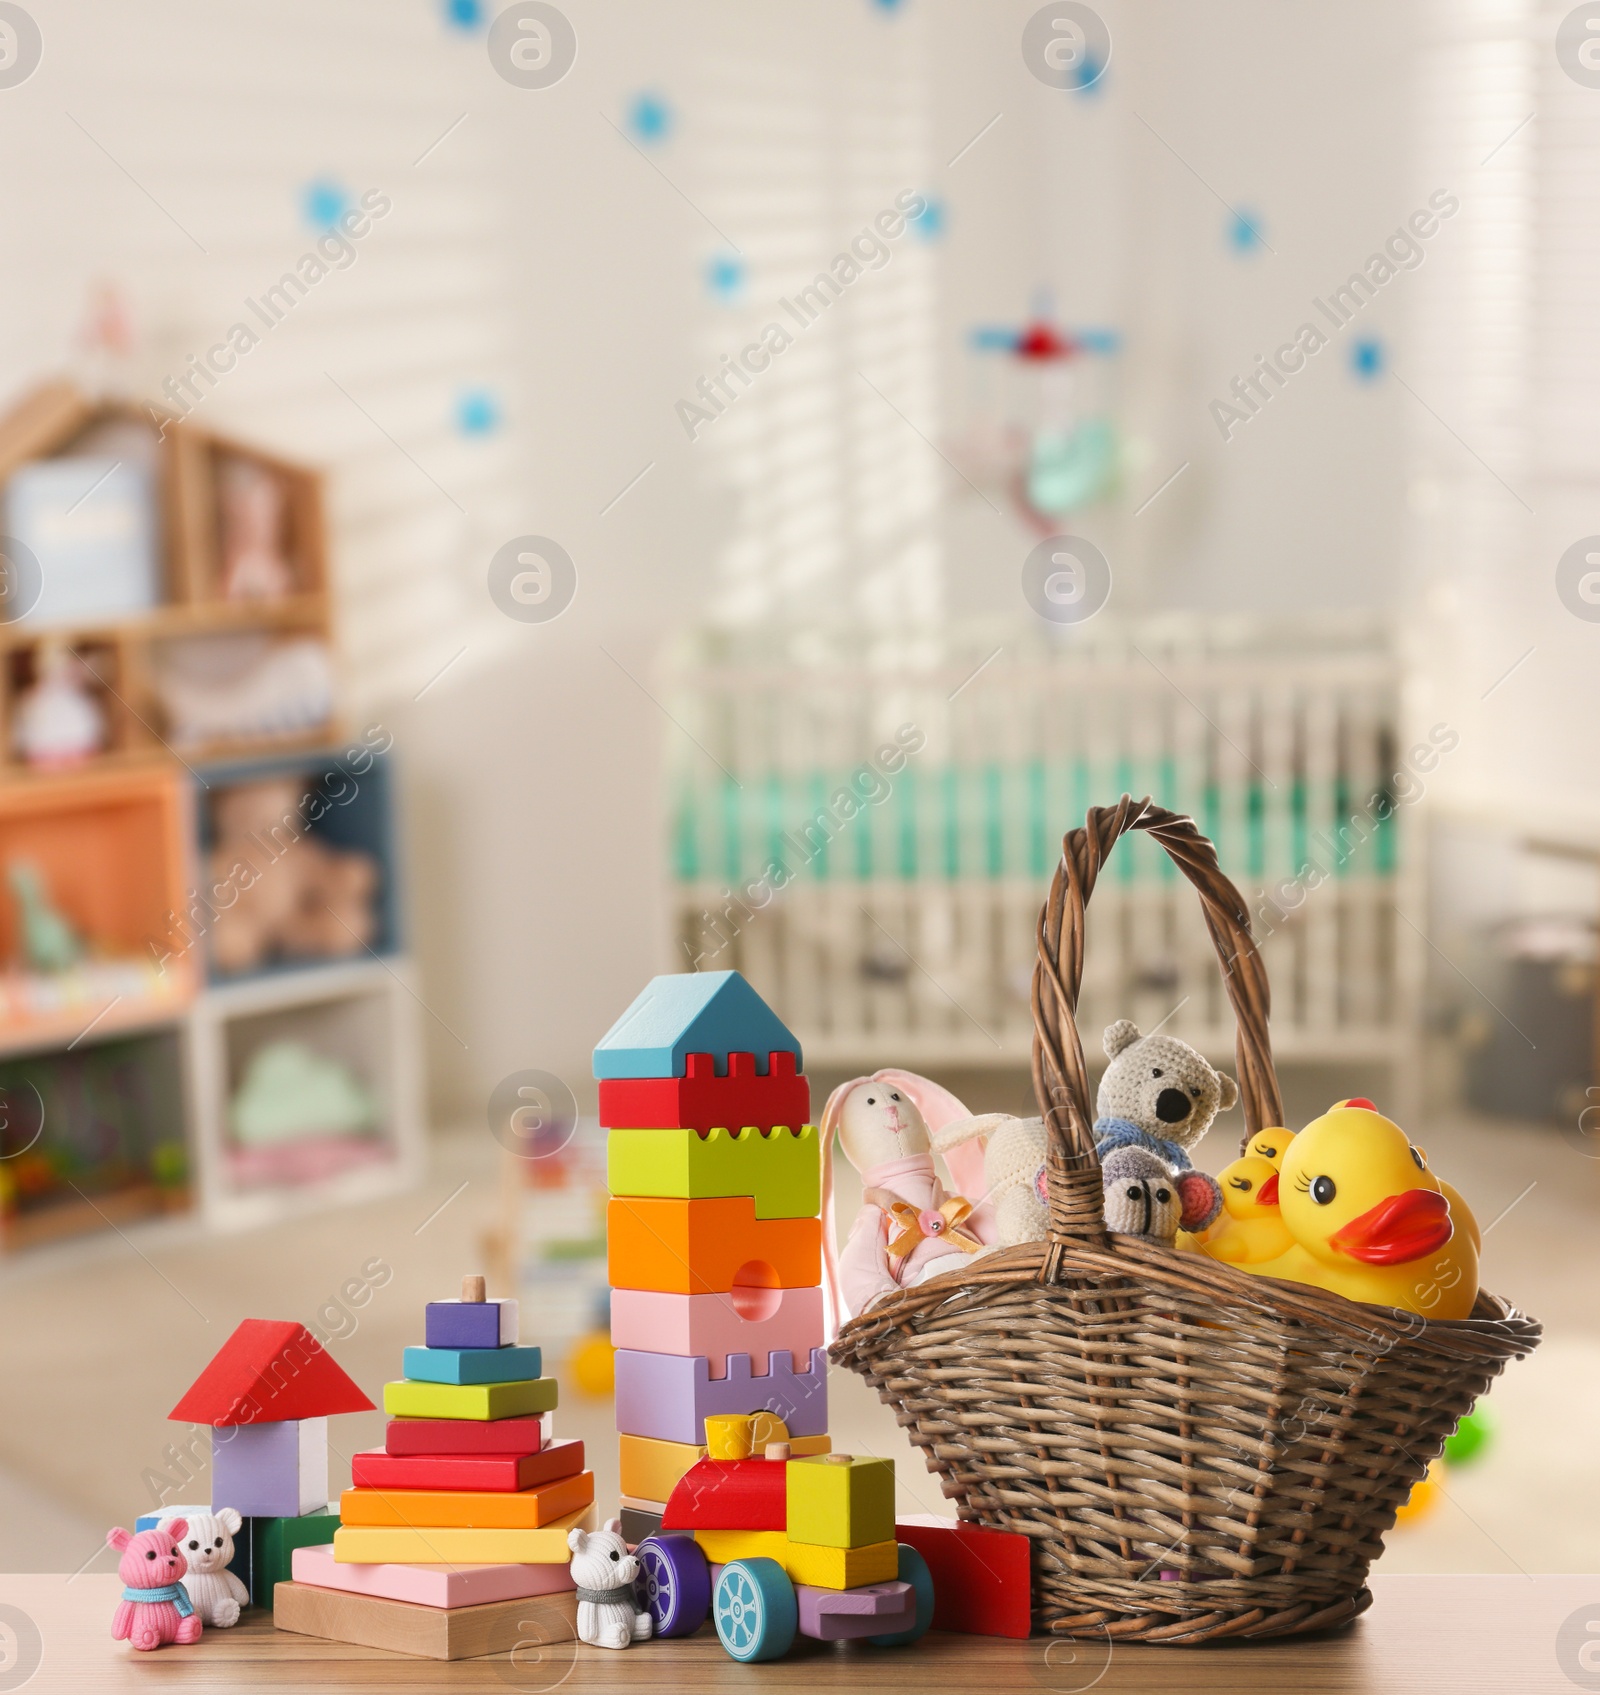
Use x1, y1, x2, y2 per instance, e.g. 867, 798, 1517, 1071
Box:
662, 618, 1422, 1100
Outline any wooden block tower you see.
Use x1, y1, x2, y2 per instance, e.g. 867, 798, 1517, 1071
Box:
595, 970, 830, 1539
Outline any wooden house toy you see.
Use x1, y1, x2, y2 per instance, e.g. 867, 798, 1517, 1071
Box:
169, 1318, 373, 1518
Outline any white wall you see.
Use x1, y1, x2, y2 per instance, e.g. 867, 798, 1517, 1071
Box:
1, 1, 1503, 1127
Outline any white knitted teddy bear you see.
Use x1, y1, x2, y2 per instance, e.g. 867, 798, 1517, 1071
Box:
568, 1523, 651, 1650
931, 1112, 1050, 1247
159, 1509, 248, 1627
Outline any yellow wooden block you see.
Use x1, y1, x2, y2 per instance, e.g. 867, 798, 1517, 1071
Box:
606, 1125, 820, 1218
693, 1528, 897, 1590
333, 1503, 595, 1565
382, 1377, 557, 1421
621, 1431, 829, 1501
704, 1412, 790, 1460
786, 1453, 895, 1549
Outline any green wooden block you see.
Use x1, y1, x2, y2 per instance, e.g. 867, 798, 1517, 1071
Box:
250, 1506, 339, 1608
786, 1454, 895, 1550
606, 1125, 819, 1219
383, 1377, 559, 1421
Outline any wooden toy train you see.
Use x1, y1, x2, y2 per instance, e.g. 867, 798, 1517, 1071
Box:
631, 1440, 932, 1661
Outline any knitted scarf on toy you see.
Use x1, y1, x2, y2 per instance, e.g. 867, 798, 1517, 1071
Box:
122, 1582, 193, 1616
1093, 1116, 1194, 1172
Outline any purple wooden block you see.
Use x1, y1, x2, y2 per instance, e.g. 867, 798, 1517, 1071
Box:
800, 1580, 915, 1641
612, 1348, 829, 1444
211, 1417, 327, 1518
424, 1298, 518, 1349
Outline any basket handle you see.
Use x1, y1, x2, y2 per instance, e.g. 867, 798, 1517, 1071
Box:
1031, 796, 1283, 1247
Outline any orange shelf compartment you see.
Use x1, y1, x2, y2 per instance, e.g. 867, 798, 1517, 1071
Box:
0, 765, 199, 1053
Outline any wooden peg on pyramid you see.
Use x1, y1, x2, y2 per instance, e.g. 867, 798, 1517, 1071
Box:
461, 1275, 486, 1304
764, 1441, 791, 1462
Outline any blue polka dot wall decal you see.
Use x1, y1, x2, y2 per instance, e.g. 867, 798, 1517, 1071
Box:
1074, 50, 1107, 92
627, 91, 673, 145
1351, 337, 1385, 380
706, 252, 745, 302
909, 195, 945, 240
444, 0, 483, 26
1228, 208, 1266, 253
303, 179, 351, 233
456, 389, 503, 435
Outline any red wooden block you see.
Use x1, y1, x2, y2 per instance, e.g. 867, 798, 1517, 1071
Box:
659, 1458, 787, 1532
895, 1515, 1031, 1638
384, 1417, 546, 1457
598, 1051, 810, 1133
352, 1440, 584, 1493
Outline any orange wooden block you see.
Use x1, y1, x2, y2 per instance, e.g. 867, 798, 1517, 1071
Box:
607, 1197, 820, 1295
340, 1470, 594, 1529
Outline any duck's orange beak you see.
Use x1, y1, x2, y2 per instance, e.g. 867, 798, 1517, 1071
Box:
1329, 1189, 1452, 1265
1258, 1172, 1280, 1206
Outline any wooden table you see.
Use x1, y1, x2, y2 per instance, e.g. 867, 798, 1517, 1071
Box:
1, 1574, 1595, 1692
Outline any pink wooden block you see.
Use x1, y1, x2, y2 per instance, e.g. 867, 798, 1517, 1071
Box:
608, 1287, 824, 1380
800, 1580, 916, 1641
290, 1544, 575, 1608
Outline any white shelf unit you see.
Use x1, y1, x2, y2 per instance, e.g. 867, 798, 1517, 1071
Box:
188, 956, 426, 1231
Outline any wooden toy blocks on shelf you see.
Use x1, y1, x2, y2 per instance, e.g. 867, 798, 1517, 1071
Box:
613, 1347, 829, 1443
384, 1415, 546, 1456
332, 1502, 596, 1565
607, 1196, 820, 1294
399, 1344, 541, 1385
382, 1376, 557, 1421
894, 1515, 1032, 1638
606, 1124, 819, 1218
609, 1286, 824, 1377
340, 1470, 595, 1529
592, 970, 802, 1080
599, 1050, 811, 1134
274, 1582, 577, 1661
292, 1543, 575, 1607
353, 1438, 582, 1492
786, 1453, 895, 1550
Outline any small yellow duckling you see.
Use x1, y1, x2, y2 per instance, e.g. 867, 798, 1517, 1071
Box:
1255, 1100, 1479, 1319
1245, 1125, 1294, 1168
1190, 1152, 1294, 1265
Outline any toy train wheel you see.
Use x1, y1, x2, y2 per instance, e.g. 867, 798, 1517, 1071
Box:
634, 1534, 710, 1638
867, 1545, 935, 1647
713, 1558, 797, 1663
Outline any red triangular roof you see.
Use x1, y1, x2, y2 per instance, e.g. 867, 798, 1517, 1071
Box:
169, 1319, 374, 1426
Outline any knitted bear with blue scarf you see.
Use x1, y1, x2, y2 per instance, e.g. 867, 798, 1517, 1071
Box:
1095, 1019, 1232, 1234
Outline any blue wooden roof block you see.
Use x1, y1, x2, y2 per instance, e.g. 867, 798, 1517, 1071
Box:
592, 970, 801, 1079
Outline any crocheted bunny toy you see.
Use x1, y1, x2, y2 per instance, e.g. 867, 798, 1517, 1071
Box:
1102, 1145, 1185, 1244
820, 1071, 995, 1328
568, 1523, 651, 1650
160, 1509, 248, 1627
931, 1113, 1050, 1247
108, 1521, 203, 1651
1095, 1020, 1230, 1233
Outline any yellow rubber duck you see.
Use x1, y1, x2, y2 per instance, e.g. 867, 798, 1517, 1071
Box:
1254, 1099, 1479, 1319
1245, 1126, 1294, 1168
1190, 1152, 1294, 1264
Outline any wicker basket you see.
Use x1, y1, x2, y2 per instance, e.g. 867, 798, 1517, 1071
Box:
830, 797, 1540, 1643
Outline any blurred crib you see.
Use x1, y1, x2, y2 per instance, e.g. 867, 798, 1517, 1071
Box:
663, 617, 1423, 1108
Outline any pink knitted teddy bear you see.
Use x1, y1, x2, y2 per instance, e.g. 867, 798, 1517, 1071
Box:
108, 1521, 203, 1651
